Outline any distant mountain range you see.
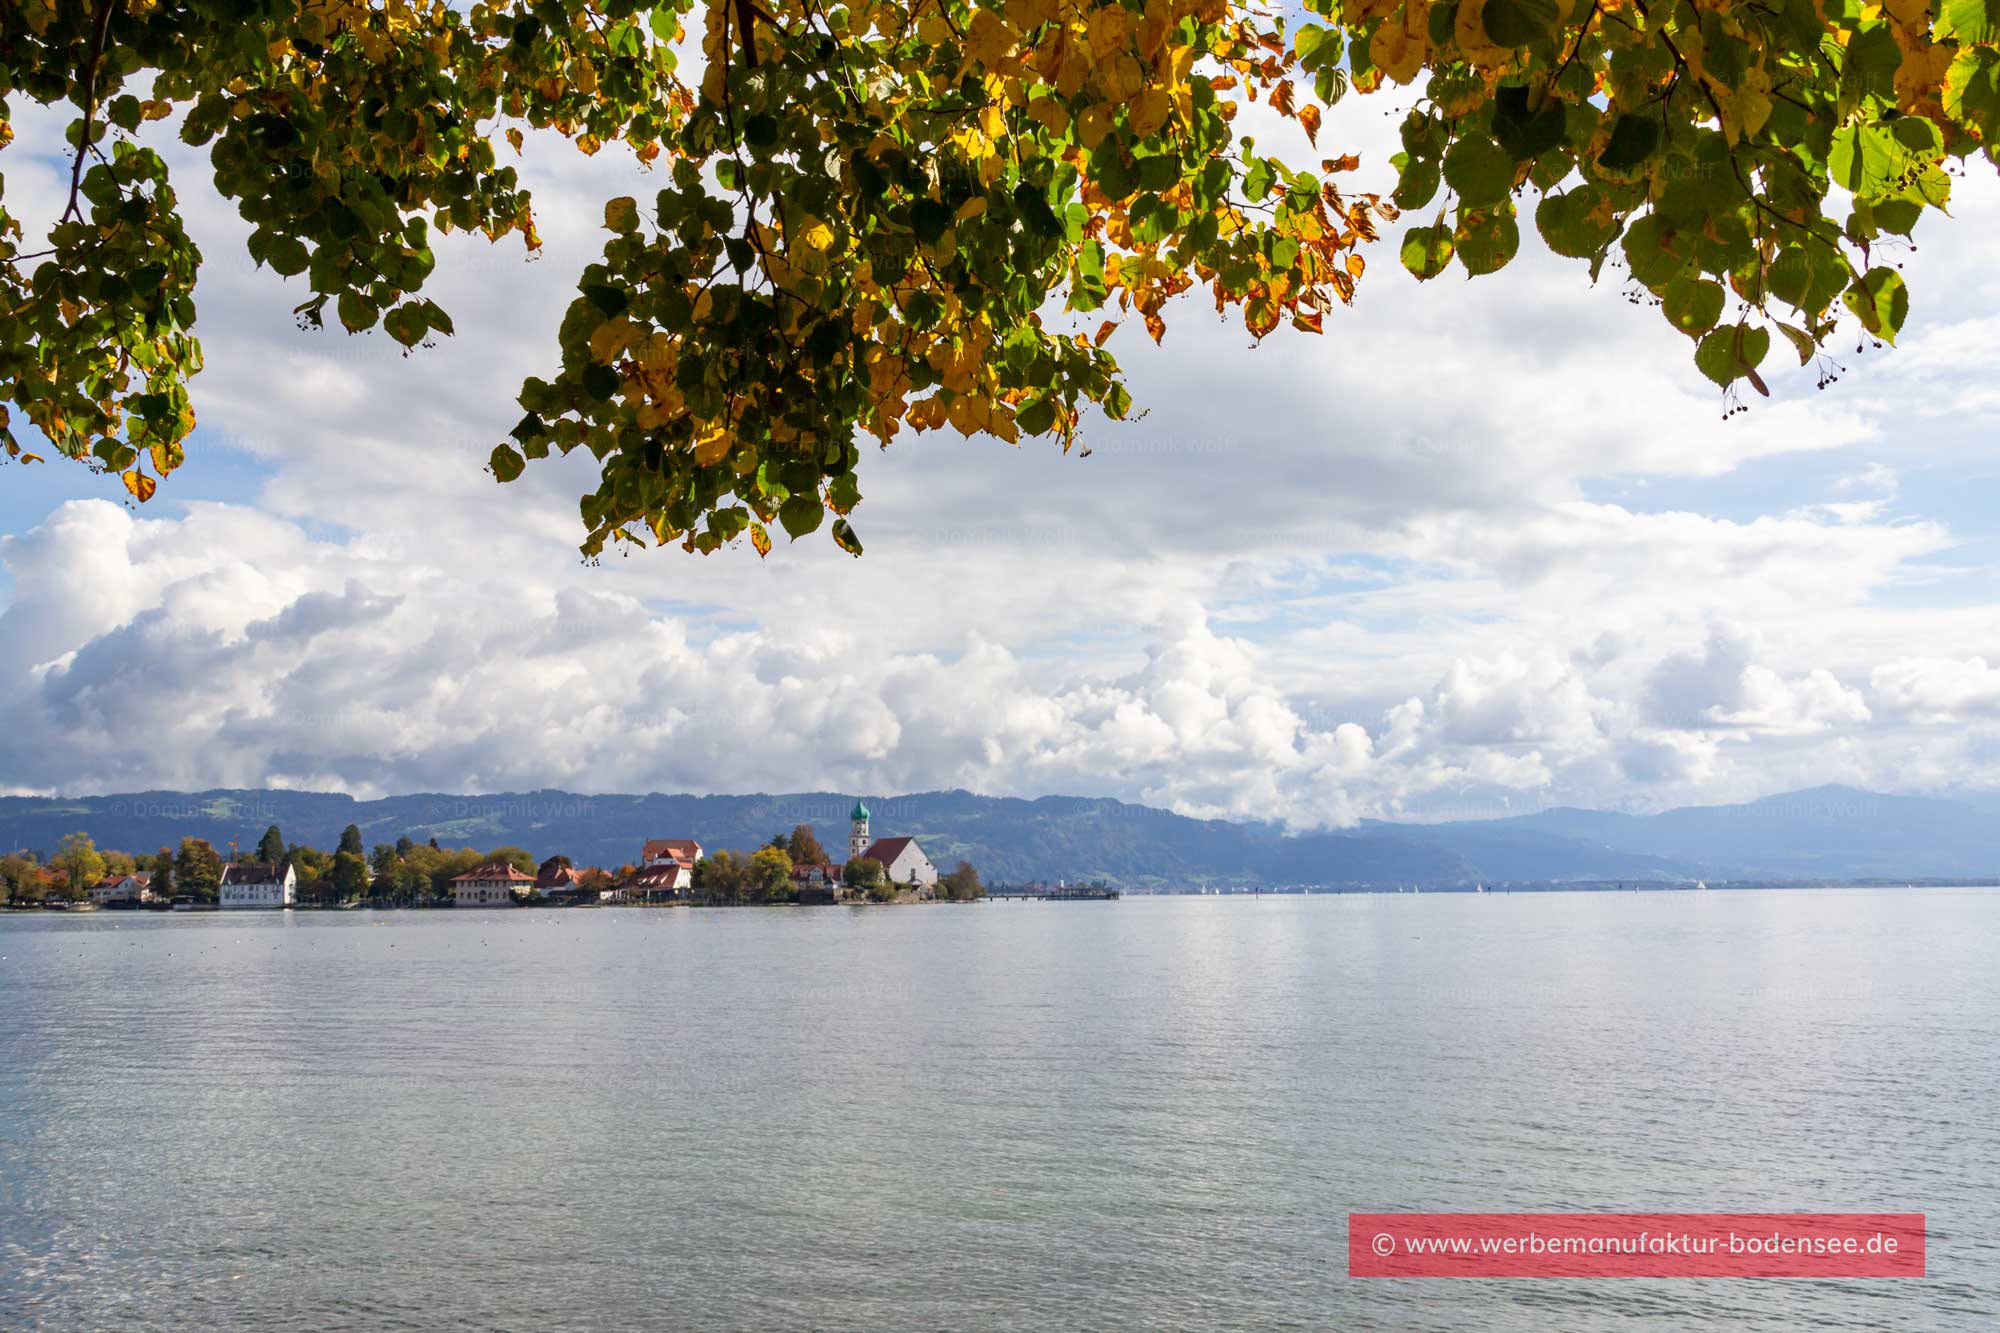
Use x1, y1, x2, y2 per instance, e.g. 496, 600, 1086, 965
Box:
0, 784, 1991, 888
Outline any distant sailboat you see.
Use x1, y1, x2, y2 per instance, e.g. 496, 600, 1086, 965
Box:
1695, 880, 1708, 892
1475, 883, 1487, 894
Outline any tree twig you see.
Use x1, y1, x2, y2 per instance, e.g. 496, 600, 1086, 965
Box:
61, 0, 119, 225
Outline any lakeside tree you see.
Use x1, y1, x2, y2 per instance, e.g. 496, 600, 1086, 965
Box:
53, 832, 108, 900
337, 824, 366, 857
5, 1, 1993, 552
748, 844, 794, 902
0, 851, 41, 905
785, 824, 829, 867
843, 856, 885, 891
287, 842, 332, 883
941, 861, 986, 902
255, 824, 287, 864
331, 849, 370, 901
485, 845, 537, 874
692, 850, 745, 903
148, 846, 174, 897
174, 837, 223, 903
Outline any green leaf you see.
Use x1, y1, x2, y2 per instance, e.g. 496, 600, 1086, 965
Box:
1695, 324, 1771, 387
1016, 396, 1058, 436
1598, 114, 1662, 172
383, 304, 428, 347
911, 198, 953, 245
267, 235, 310, 277
604, 197, 641, 233
779, 495, 823, 538
336, 290, 376, 333
1937, 0, 2000, 43
831, 518, 863, 556
1244, 157, 1276, 203
1663, 275, 1726, 338
489, 444, 526, 482
1394, 158, 1442, 210
1491, 85, 1567, 162
1828, 125, 1904, 197
1622, 214, 1693, 289
1443, 135, 1514, 207
1400, 224, 1455, 279
1843, 267, 1909, 343
1482, 0, 1562, 47
1455, 205, 1520, 276
1534, 186, 1618, 258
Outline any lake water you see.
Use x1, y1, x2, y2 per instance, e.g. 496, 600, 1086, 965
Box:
2, 891, 1997, 1330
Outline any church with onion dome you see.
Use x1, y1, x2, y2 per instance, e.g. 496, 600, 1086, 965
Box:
846, 799, 939, 888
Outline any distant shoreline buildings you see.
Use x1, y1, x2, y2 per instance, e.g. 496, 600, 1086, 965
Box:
2, 799, 990, 911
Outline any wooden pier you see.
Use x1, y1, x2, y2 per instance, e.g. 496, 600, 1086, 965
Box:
986, 887, 1121, 901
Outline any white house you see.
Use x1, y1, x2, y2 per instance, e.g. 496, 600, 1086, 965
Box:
89, 872, 155, 906
641, 838, 703, 868
219, 861, 296, 909
862, 836, 938, 889
624, 860, 690, 901
450, 862, 534, 908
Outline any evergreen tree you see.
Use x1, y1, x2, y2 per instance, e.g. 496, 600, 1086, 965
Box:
254, 824, 286, 864
338, 824, 365, 857
174, 838, 224, 903
331, 851, 370, 901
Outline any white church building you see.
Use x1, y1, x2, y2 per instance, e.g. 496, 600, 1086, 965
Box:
848, 800, 939, 889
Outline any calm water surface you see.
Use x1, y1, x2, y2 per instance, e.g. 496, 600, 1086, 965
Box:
2, 891, 1997, 1330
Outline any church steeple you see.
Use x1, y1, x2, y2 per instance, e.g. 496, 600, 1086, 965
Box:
849, 800, 871, 861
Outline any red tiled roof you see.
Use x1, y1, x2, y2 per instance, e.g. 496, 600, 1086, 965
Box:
625, 863, 686, 888
451, 862, 535, 883
863, 837, 919, 865
642, 838, 702, 864
535, 864, 583, 890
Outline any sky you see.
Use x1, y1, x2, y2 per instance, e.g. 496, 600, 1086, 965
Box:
3, 84, 1999, 828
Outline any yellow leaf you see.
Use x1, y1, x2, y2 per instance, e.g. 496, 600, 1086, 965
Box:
1372, 3, 1431, 85
1004, 0, 1059, 27
693, 425, 732, 466
589, 317, 632, 363
1077, 104, 1115, 149
121, 469, 156, 503
1128, 88, 1172, 138
1027, 96, 1069, 135
965, 9, 1018, 67
604, 196, 640, 233
750, 522, 772, 558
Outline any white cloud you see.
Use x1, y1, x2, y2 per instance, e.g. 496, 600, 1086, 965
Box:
4, 92, 2000, 822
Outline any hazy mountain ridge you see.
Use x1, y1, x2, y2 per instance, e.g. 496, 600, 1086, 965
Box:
0, 783, 1988, 887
